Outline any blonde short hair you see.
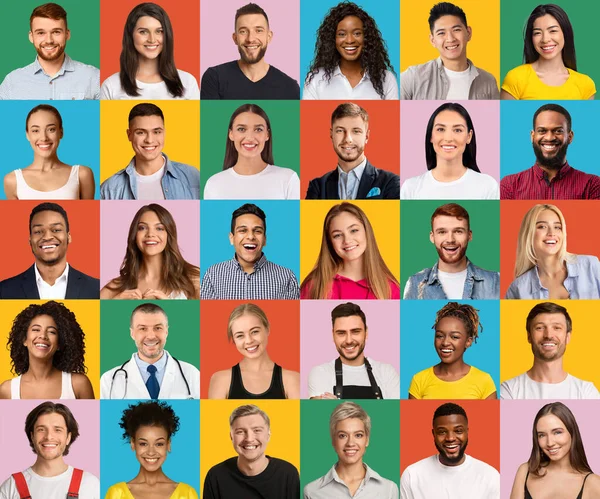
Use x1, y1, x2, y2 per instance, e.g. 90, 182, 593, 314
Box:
329, 401, 371, 442
229, 404, 270, 428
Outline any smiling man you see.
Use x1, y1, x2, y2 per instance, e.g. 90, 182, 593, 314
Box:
400, 2, 498, 100
200, 3, 299, 99
100, 103, 200, 200
500, 302, 600, 399
403, 203, 499, 300
0, 402, 99, 498
201, 203, 299, 299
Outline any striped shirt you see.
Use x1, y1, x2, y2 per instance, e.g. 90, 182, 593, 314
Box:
0, 54, 100, 100
201, 253, 300, 300
500, 163, 600, 200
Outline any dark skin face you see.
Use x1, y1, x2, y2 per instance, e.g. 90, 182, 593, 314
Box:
432, 414, 469, 466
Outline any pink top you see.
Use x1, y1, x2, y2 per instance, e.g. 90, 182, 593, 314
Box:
301, 274, 400, 299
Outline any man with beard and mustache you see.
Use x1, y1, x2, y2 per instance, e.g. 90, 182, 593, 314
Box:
0, 3, 100, 100
400, 403, 500, 499
306, 102, 400, 199
200, 3, 300, 99
308, 302, 399, 399
0, 202, 99, 299
501, 104, 600, 199
501, 302, 600, 399
403, 203, 499, 299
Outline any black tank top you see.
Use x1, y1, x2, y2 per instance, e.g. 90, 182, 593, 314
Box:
525, 471, 592, 499
227, 363, 286, 399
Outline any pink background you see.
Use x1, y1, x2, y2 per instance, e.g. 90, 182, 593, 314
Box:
400, 100, 500, 184
300, 300, 400, 398
100, 200, 200, 287
200, 0, 301, 82
0, 400, 100, 478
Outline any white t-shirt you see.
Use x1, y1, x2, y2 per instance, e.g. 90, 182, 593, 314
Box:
438, 268, 467, 299
0, 466, 99, 499
500, 372, 600, 400
400, 169, 499, 200
303, 66, 398, 100
135, 163, 166, 200
203, 164, 300, 200
400, 455, 500, 499
308, 357, 399, 399
100, 70, 200, 99
444, 66, 472, 100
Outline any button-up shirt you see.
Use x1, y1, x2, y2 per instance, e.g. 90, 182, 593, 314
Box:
303, 66, 398, 100
338, 159, 366, 200
35, 263, 69, 299
134, 351, 168, 386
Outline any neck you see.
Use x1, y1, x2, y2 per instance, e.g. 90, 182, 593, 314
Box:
431, 160, 467, 181
437, 257, 467, 273
139, 350, 165, 365
339, 258, 365, 281
134, 155, 164, 176
31, 456, 68, 477
134, 466, 168, 486
237, 454, 269, 477
335, 461, 365, 483
537, 162, 565, 181
236, 254, 260, 274
26, 360, 57, 380
339, 58, 363, 75
528, 358, 567, 383
32, 155, 62, 171
233, 156, 268, 175
441, 55, 468, 72
237, 59, 269, 81
546, 456, 574, 472
435, 359, 468, 376
136, 57, 160, 77
36, 260, 67, 286
439, 453, 465, 467
338, 155, 365, 173
239, 355, 273, 371
38, 54, 66, 77
533, 56, 567, 73
140, 255, 164, 279
340, 353, 365, 368
536, 256, 565, 277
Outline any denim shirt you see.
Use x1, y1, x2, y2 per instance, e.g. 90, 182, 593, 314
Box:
100, 153, 200, 200
506, 255, 600, 299
404, 260, 500, 299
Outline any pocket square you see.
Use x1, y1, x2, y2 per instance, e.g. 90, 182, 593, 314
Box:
366, 187, 381, 198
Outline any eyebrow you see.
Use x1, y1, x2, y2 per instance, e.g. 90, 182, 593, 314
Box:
133, 127, 163, 132
435, 24, 462, 34
434, 122, 466, 128
236, 224, 263, 230
31, 222, 64, 228
533, 25, 559, 30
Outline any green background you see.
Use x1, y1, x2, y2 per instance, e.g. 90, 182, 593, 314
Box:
500, 0, 600, 90
400, 200, 500, 292
100, 300, 200, 372
300, 400, 400, 490
0, 0, 100, 79
200, 100, 301, 198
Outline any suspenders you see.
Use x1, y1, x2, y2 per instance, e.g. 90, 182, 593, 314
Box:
12, 468, 83, 499
334, 357, 383, 399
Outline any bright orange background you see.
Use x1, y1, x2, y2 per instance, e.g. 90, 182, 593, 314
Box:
0, 201, 100, 281
400, 400, 500, 473
299, 101, 400, 199
100, 0, 200, 82
200, 300, 301, 398
499, 201, 600, 297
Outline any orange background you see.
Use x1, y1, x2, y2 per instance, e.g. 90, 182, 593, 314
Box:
400, 400, 500, 473
200, 300, 301, 398
100, 0, 201, 82
0, 200, 100, 281
499, 201, 600, 297
299, 101, 400, 198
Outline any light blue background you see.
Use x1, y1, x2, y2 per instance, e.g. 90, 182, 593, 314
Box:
399, 300, 500, 399
0, 100, 100, 199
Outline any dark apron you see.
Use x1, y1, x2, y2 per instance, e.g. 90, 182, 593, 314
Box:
333, 357, 383, 399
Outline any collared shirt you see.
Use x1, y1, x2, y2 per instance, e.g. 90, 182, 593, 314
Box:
201, 253, 300, 300
304, 464, 398, 499
500, 162, 600, 200
0, 54, 100, 100
134, 351, 168, 386
100, 153, 200, 200
303, 66, 398, 100
35, 263, 69, 299
338, 158, 367, 199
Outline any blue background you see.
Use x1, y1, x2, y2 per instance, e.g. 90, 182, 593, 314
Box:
0, 100, 100, 199
399, 300, 500, 399
299, 0, 400, 96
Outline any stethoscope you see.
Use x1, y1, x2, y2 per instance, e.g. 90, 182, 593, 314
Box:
109, 357, 193, 399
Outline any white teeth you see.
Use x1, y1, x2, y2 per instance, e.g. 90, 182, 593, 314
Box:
243, 244, 257, 249
244, 445, 257, 450
145, 241, 158, 245
441, 348, 453, 353
446, 44, 458, 49
246, 346, 258, 352
41, 245, 57, 249
344, 245, 357, 251
441, 145, 456, 150
144, 457, 159, 462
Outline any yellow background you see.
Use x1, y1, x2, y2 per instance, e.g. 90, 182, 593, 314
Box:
100, 100, 200, 182
200, 400, 300, 494
0, 300, 100, 397
300, 200, 400, 282
400, 0, 500, 83
500, 300, 600, 387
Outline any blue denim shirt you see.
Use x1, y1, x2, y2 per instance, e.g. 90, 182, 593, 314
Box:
403, 260, 500, 299
100, 154, 200, 200
506, 255, 600, 299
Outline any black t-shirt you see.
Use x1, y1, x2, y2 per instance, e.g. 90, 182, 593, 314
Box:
203, 456, 300, 499
200, 61, 300, 100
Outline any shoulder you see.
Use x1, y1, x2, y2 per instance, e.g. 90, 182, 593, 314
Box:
69, 58, 100, 74
101, 72, 121, 87
504, 64, 531, 79
268, 65, 298, 83
369, 358, 398, 374
176, 69, 198, 83
0, 378, 12, 398
69, 265, 99, 282
470, 262, 499, 279
382, 69, 398, 83
472, 64, 498, 83
2, 63, 35, 82
203, 260, 232, 275
469, 455, 500, 476
400, 172, 428, 198
207, 457, 236, 476
71, 372, 93, 390
472, 170, 499, 186
264, 260, 295, 275
209, 369, 231, 386
402, 59, 437, 78
281, 368, 300, 383
309, 361, 333, 378
269, 164, 298, 179
100, 168, 128, 186
402, 455, 436, 476
585, 474, 600, 494
170, 160, 200, 178
569, 69, 595, 87
105, 481, 128, 498
408, 266, 433, 281
269, 457, 299, 475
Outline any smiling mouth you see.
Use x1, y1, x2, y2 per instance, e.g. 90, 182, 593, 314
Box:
242, 143, 258, 151
144, 241, 159, 246
246, 345, 259, 353
142, 146, 158, 152
343, 245, 358, 252
342, 46, 359, 54
444, 443, 460, 452
442, 245, 459, 253
445, 44, 459, 50
40, 244, 58, 250
243, 244, 258, 250
143, 457, 159, 463
145, 44, 160, 50
440, 348, 453, 354
34, 342, 51, 350
242, 444, 259, 451
546, 447, 560, 455
344, 448, 359, 456
544, 239, 557, 245
37, 143, 52, 150
441, 145, 456, 151
541, 44, 557, 52
41, 443, 58, 449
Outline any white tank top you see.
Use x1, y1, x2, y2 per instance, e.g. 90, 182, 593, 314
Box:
15, 165, 80, 199
10, 371, 77, 399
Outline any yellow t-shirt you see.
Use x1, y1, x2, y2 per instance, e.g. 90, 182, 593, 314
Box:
105, 482, 198, 499
501, 64, 596, 100
408, 366, 497, 399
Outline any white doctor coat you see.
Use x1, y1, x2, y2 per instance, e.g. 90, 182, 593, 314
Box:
100, 351, 200, 399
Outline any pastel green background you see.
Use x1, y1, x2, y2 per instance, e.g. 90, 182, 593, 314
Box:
500, 0, 600, 89
400, 200, 500, 293
200, 100, 300, 198
0, 0, 100, 79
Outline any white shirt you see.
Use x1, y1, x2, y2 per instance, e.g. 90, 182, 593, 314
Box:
500, 372, 600, 399
401, 169, 499, 200
437, 268, 467, 300
135, 161, 166, 200
100, 70, 200, 100
444, 65, 472, 100
35, 263, 69, 299
0, 466, 99, 499
303, 66, 398, 100
308, 357, 399, 399
400, 455, 500, 499
304, 463, 398, 498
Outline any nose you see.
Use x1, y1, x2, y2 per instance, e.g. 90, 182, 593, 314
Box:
343, 130, 353, 144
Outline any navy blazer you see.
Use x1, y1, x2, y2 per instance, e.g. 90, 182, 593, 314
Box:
0, 264, 100, 299
305, 161, 400, 200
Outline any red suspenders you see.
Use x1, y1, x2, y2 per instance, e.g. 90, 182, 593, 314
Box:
11, 468, 84, 499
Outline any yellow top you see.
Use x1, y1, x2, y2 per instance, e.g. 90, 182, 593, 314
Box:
105, 482, 198, 499
408, 366, 496, 399
501, 64, 596, 100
